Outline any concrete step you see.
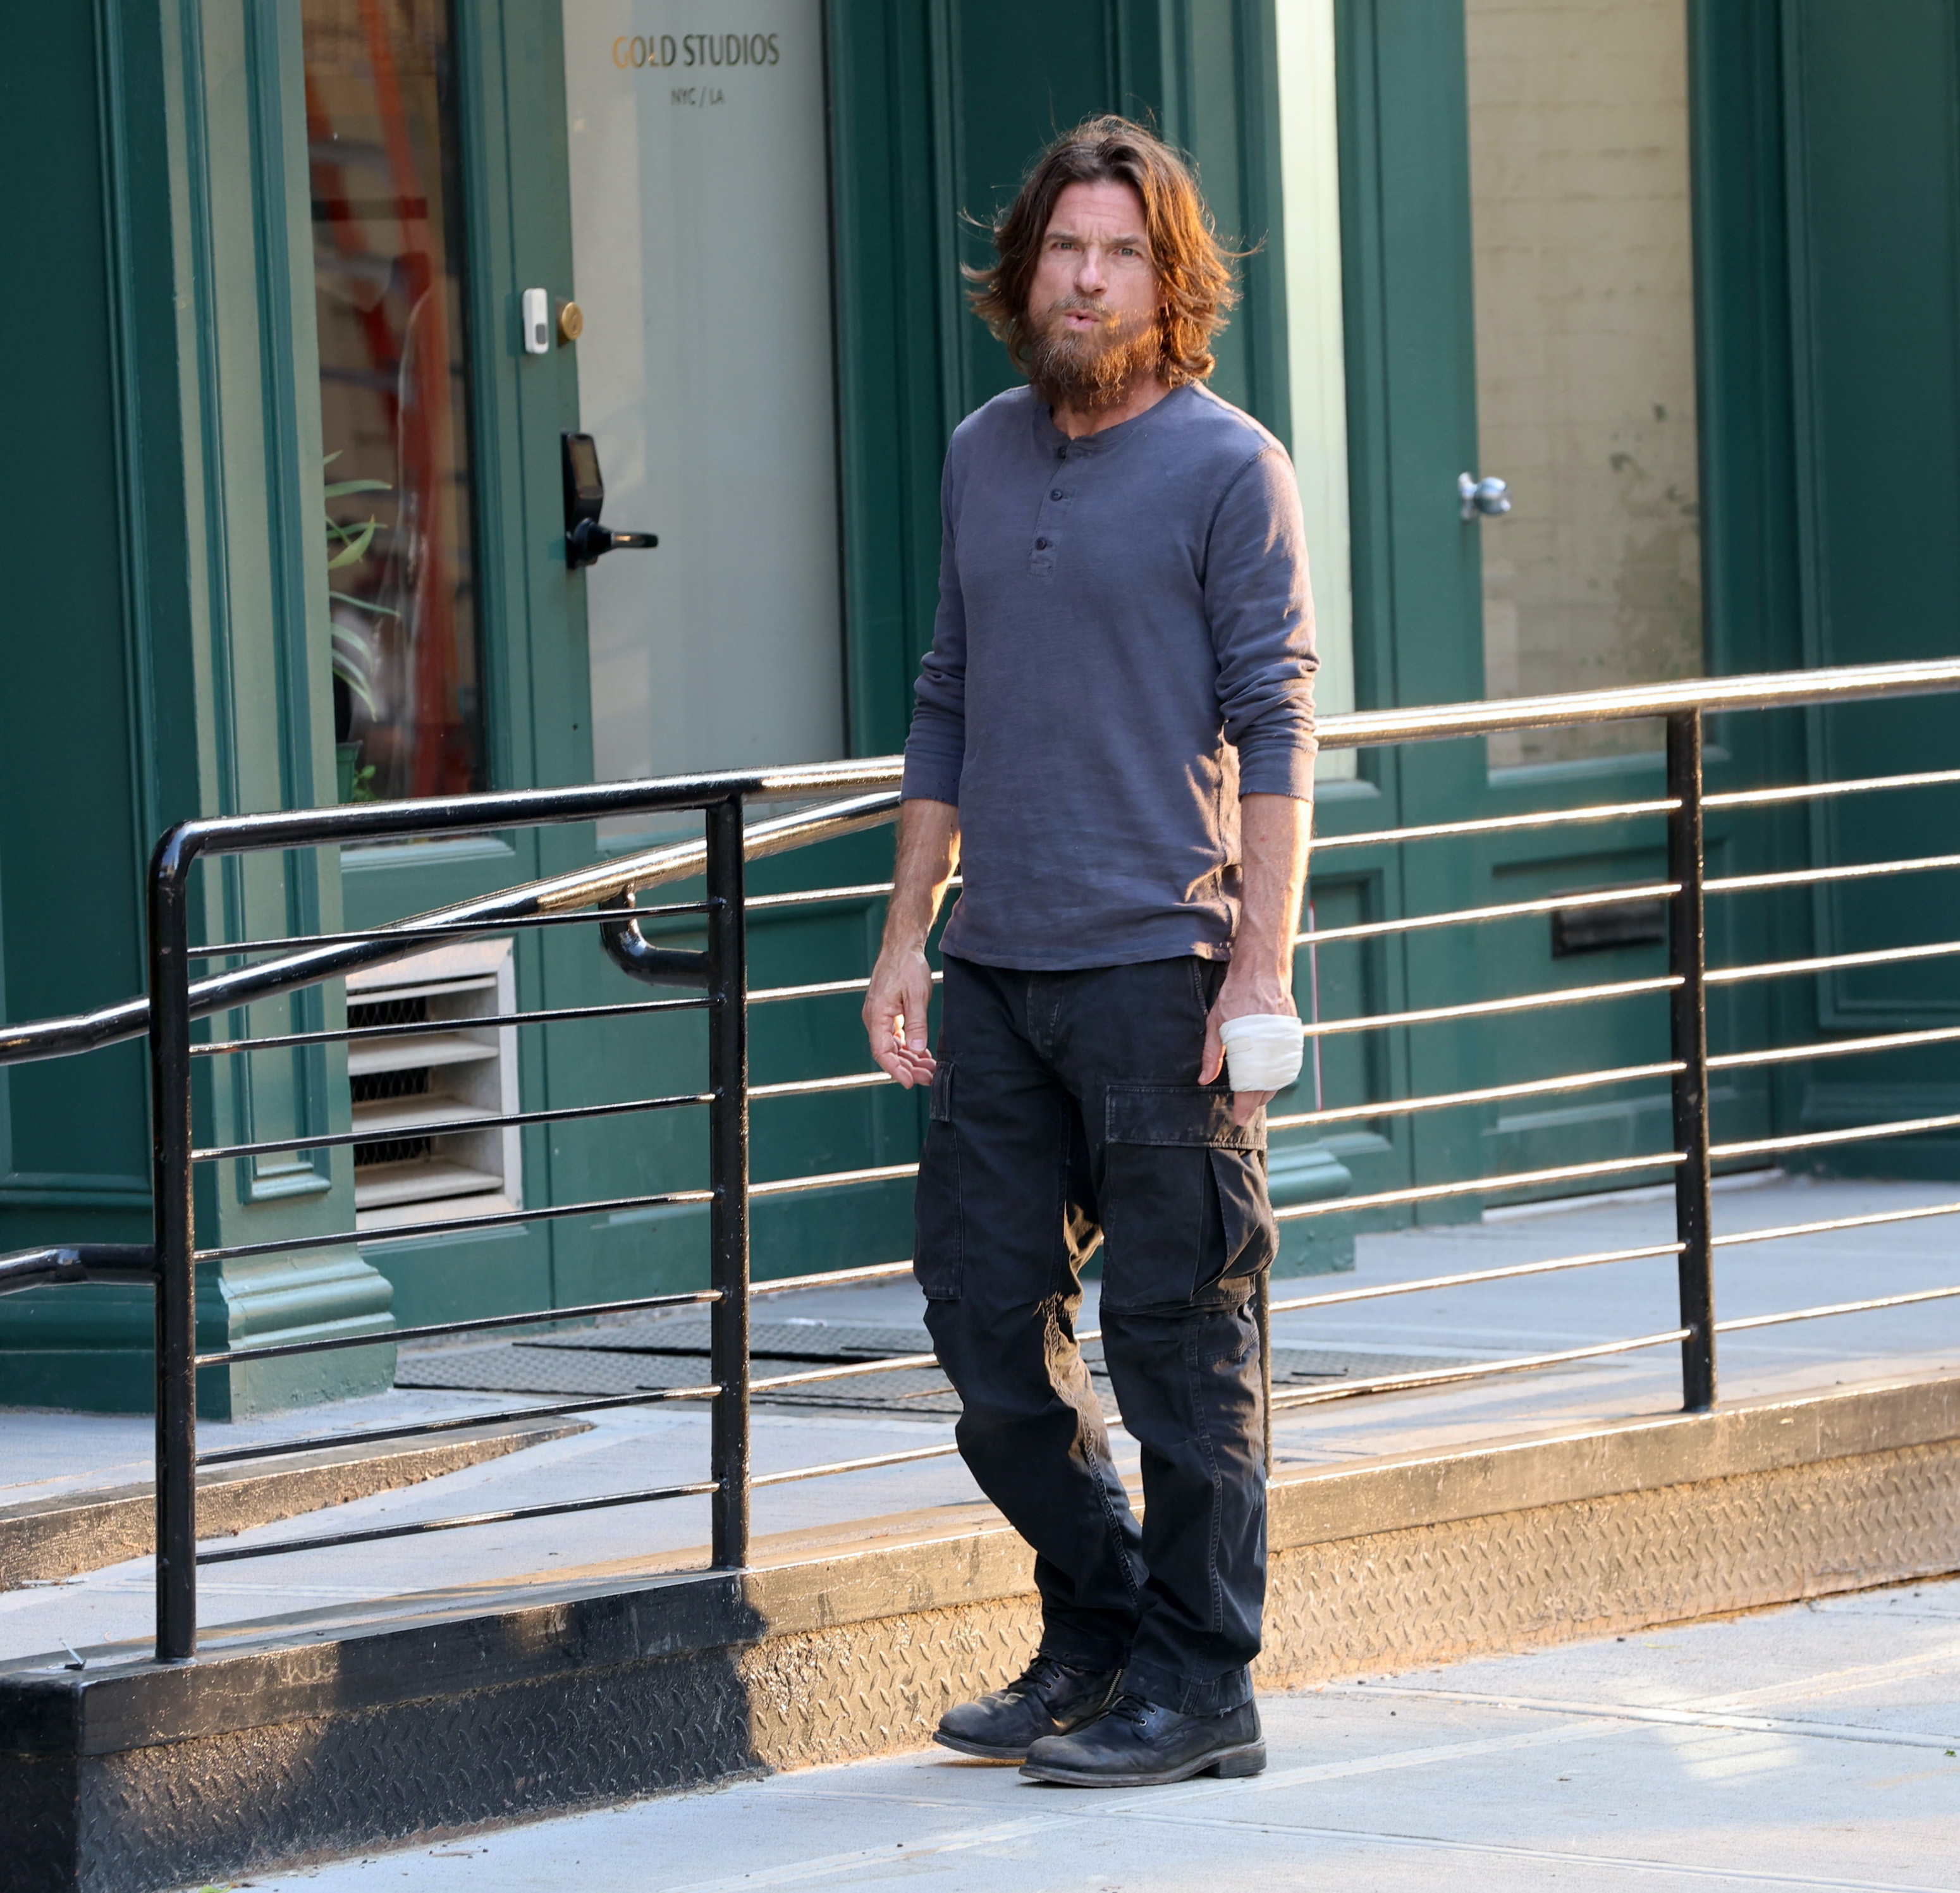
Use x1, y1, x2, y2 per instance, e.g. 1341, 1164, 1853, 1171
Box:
0, 1416, 587, 1591
4, 1371, 1955, 1893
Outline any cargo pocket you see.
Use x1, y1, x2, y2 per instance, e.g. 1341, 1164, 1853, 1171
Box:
1099, 1084, 1275, 1310
912, 1060, 962, 1301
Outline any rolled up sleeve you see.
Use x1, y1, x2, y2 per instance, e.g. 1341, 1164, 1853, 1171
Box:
1204, 447, 1318, 799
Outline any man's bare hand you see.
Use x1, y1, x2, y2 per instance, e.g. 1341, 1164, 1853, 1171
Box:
864, 800, 960, 1089
1199, 962, 1297, 1126
864, 943, 938, 1087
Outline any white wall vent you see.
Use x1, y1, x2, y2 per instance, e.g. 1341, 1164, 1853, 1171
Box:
344, 939, 520, 1233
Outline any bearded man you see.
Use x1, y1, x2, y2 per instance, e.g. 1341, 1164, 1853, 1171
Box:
862, 116, 1317, 1789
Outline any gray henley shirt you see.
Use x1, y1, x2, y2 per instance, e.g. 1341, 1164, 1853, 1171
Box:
901, 381, 1318, 971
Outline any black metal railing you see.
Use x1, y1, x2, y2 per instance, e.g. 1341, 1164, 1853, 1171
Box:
3, 657, 1959, 1663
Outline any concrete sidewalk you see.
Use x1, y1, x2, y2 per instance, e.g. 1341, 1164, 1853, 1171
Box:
233, 1576, 1960, 1893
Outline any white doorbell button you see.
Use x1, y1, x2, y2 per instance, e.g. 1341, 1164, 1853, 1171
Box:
522, 287, 550, 355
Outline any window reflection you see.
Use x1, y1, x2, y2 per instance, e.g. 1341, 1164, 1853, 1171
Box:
304, 0, 487, 802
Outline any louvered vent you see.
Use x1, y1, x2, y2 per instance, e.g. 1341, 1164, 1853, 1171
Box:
344, 940, 521, 1232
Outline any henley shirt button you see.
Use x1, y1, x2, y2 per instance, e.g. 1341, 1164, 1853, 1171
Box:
1034, 537, 1051, 549
1050, 489, 1065, 501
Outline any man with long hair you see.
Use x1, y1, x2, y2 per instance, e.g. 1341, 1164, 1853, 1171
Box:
862, 116, 1316, 1788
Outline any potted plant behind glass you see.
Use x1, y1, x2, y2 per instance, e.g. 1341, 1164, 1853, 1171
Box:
324, 453, 394, 801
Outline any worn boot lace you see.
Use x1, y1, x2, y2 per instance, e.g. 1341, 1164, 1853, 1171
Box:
1005, 1654, 1077, 1700
1101, 1693, 1153, 1727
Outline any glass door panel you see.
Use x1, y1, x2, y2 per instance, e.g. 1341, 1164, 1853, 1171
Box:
1466, 0, 1703, 768
305, 0, 489, 802
561, 3, 844, 803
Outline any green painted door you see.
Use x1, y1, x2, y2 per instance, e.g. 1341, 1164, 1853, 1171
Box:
1332, 0, 1777, 1219
1771, 0, 1960, 1175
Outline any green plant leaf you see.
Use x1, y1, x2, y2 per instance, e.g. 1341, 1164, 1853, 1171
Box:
326, 519, 378, 568
324, 477, 393, 499
331, 658, 379, 720
328, 589, 401, 620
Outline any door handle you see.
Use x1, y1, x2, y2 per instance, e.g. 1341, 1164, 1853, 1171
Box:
1459, 472, 1512, 521
563, 431, 659, 568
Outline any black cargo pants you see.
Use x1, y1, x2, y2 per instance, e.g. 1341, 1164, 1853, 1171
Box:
915, 952, 1277, 1715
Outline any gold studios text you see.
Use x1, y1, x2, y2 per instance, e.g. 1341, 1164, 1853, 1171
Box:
612, 32, 781, 70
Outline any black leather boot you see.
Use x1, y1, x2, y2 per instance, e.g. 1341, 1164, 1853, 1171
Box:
1020, 1692, 1266, 1786
933, 1655, 1124, 1761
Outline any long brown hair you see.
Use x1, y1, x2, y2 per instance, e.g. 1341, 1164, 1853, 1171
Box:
966, 116, 1239, 388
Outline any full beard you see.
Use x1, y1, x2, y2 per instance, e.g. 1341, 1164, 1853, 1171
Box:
1026, 298, 1161, 413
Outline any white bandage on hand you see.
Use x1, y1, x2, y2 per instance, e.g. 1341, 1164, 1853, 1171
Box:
1218, 1014, 1304, 1094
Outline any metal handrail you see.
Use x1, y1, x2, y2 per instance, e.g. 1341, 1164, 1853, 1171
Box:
4, 656, 1957, 1069
6, 654, 1960, 1665
0, 1243, 157, 1293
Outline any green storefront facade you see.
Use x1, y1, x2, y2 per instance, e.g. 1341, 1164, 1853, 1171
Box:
2, 0, 1956, 1418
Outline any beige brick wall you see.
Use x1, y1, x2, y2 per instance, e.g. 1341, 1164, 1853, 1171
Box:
1467, 0, 1703, 766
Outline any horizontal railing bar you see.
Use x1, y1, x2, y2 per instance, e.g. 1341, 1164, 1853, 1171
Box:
749, 1351, 940, 1392
745, 878, 959, 914
1294, 854, 1960, 952
195, 1479, 723, 1565
195, 1186, 717, 1263
1296, 882, 1679, 950
751, 1323, 1098, 1390
1712, 1109, 1960, 1161
194, 1287, 723, 1369
1711, 1198, 1960, 1248
1268, 1328, 1692, 1408
1321, 658, 1960, 750
1706, 937, 1960, 985
1710, 1024, 1960, 1070
194, 992, 712, 1058
1713, 1284, 1960, 1333
749, 1443, 964, 1488
749, 1161, 921, 1199
750, 970, 945, 1007
1706, 766, 1960, 809
745, 881, 894, 912
1263, 766, 1960, 866
1304, 975, 1678, 1041
197, 1381, 726, 1467
1266, 1062, 1681, 1132
750, 1259, 916, 1296
195, 1089, 715, 1164
1708, 850, 1960, 896
1313, 799, 1677, 855
750, 976, 871, 1004
749, 1071, 895, 1101
1266, 1242, 1684, 1316
189, 901, 716, 960
1274, 1151, 1682, 1222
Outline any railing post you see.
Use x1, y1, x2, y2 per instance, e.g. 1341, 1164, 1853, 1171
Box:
706, 795, 751, 1567
1666, 711, 1717, 1410
148, 834, 199, 1660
